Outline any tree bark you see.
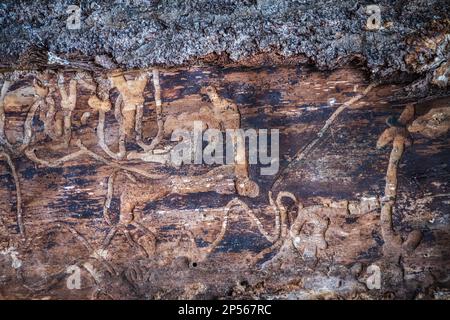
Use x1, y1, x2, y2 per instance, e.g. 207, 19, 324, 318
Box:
0, 1, 449, 300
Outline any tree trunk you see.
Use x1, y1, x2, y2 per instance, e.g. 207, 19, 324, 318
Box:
0, 1, 449, 300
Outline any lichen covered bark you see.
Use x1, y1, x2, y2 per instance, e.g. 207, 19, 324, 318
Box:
1, 1, 449, 87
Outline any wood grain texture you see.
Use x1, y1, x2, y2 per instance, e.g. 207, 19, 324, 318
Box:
0, 65, 449, 299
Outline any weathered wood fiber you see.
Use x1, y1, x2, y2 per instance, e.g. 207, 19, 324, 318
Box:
0, 65, 449, 299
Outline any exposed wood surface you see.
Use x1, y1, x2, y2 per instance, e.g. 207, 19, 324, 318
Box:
0, 65, 449, 299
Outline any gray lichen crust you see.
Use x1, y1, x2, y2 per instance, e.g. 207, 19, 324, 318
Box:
1, 1, 449, 84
